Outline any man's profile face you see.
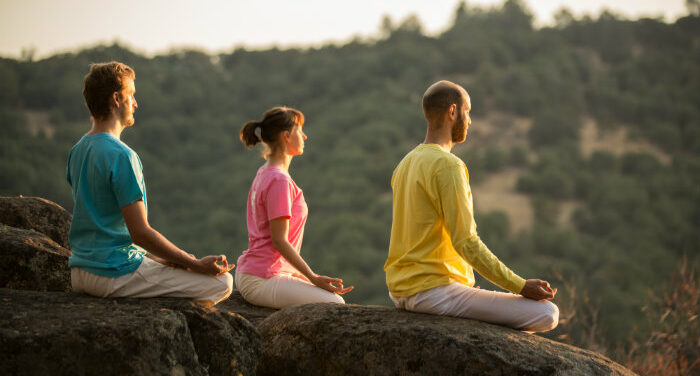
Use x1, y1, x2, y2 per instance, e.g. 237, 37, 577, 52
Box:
118, 78, 137, 127
451, 94, 471, 143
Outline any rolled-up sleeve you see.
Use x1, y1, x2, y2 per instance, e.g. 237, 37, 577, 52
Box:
435, 163, 526, 294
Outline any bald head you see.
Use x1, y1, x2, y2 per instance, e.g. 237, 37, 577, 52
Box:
422, 80, 469, 123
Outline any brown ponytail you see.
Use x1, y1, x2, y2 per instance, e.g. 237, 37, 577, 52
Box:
240, 120, 262, 147
239, 106, 305, 158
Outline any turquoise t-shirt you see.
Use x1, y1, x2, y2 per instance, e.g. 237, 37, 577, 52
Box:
66, 133, 147, 277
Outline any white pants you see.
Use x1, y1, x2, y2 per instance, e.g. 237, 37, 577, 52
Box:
71, 257, 233, 305
235, 272, 344, 309
391, 282, 559, 332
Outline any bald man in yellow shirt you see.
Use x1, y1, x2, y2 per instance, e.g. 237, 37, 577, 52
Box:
384, 80, 559, 332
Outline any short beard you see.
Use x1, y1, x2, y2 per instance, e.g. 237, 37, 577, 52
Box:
119, 104, 134, 127
451, 111, 467, 143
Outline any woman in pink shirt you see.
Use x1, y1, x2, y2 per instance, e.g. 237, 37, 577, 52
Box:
235, 106, 353, 308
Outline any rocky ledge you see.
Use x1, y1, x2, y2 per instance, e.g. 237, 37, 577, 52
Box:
0, 196, 637, 376
0, 288, 260, 376
258, 304, 633, 376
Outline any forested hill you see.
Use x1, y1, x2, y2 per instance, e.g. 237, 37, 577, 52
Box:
1, 0, 699, 356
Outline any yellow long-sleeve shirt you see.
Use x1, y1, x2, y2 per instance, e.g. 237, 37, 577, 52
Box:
385, 144, 526, 297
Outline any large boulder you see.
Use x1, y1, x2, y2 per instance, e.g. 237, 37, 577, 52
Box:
0, 288, 261, 376
218, 291, 278, 327
0, 225, 71, 292
257, 304, 636, 376
0, 196, 72, 248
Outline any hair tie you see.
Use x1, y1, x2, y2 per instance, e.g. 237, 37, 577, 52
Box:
254, 122, 263, 140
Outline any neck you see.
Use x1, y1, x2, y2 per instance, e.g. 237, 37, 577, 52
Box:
87, 116, 125, 139
265, 150, 293, 171
423, 122, 454, 152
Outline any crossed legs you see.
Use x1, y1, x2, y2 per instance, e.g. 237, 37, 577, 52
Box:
235, 272, 344, 309
71, 257, 233, 305
391, 282, 559, 332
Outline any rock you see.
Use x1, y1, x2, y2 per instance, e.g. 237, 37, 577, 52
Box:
0, 225, 71, 292
174, 300, 261, 376
0, 288, 261, 376
0, 196, 72, 248
257, 304, 637, 376
0, 196, 637, 375
218, 291, 278, 327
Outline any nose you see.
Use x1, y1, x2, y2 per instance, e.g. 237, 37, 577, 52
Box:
133, 97, 138, 109
302, 131, 307, 140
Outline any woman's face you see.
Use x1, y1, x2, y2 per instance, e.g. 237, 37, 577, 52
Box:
285, 124, 307, 156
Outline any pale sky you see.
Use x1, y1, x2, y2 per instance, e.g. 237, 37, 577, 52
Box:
0, 0, 688, 59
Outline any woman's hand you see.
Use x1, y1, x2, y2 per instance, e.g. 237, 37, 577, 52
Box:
310, 274, 354, 295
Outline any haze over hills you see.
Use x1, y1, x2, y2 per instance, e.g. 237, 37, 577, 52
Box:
1, 0, 699, 362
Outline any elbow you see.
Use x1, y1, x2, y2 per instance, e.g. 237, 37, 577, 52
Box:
129, 225, 154, 247
271, 237, 289, 254
271, 238, 284, 252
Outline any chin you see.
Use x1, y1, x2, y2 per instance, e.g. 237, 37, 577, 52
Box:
123, 116, 135, 127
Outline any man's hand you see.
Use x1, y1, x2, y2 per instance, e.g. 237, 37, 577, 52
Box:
520, 279, 557, 301
190, 255, 235, 276
310, 274, 354, 295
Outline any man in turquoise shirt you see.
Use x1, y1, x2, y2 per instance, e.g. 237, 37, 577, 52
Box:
67, 61, 234, 305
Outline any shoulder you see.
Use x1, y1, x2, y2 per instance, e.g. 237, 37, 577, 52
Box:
433, 153, 468, 184
418, 146, 465, 173
84, 134, 137, 160
106, 137, 138, 158
97, 138, 142, 175
436, 150, 464, 168
395, 145, 465, 176
259, 167, 291, 182
260, 168, 298, 191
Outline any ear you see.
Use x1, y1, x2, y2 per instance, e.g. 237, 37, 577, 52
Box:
282, 129, 292, 142
112, 92, 121, 109
448, 104, 457, 119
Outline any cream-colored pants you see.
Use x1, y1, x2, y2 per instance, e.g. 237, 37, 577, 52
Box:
71, 257, 233, 305
391, 282, 559, 332
235, 272, 344, 309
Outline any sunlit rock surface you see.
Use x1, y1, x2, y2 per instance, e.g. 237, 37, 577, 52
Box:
0, 196, 72, 248
257, 303, 636, 376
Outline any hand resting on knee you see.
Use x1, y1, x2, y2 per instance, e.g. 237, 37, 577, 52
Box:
520, 279, 557, 301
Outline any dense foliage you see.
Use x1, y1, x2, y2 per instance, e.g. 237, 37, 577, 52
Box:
1, 0, 699, 355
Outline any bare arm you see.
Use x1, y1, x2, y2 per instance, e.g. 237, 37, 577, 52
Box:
269, 217, 353, 295
121, 200, 234, 276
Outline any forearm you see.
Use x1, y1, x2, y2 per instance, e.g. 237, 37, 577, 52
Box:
145, 253, 169, 264
132, 227, 196, 268
273, 239, 316, 280
456, 236, 525, 293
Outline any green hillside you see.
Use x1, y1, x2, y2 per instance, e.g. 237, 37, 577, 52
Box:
1, 0, 699, 358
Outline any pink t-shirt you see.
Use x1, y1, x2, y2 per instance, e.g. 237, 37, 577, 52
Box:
236, 166, 308, 278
